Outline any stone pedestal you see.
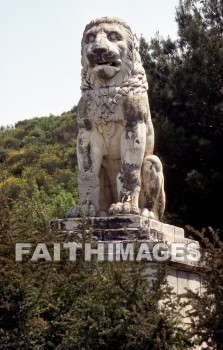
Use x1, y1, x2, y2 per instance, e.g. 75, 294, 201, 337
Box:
50, 215, 203, 324
51, 215, 185, 241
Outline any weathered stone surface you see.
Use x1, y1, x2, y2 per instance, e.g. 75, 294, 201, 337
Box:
177, 271, 189, 294
167, 269, 178, 293
67, 17, 165, 220
188, 272, 202, 293
162, 223, 175, 242
174, 226, 185, 239
51, 216, 189, 241
50, 215, 202, 273
166, 270, 202, 296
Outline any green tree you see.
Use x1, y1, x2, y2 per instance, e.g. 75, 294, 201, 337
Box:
185, 226, 223, 349
0, 189, 193, 349
140, 0, 223, 231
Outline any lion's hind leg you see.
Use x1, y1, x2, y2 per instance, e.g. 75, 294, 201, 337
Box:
140, 155, 165, 221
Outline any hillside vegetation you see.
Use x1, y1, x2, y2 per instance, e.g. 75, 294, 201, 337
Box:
0, 109, 79, 219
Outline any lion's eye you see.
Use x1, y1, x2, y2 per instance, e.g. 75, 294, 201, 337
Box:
86, 34, 96, 43
108, 32, 119, 41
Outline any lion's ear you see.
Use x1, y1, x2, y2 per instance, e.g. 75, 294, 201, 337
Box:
132, 34, 142, 66
133, 34, 139, 51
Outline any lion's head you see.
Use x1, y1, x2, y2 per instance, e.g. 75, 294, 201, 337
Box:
81, 17, 148, 93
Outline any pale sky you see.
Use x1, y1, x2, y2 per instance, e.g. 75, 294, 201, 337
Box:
0, 0, 179, 127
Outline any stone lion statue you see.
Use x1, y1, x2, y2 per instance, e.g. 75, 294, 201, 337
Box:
67, 17, 165, 220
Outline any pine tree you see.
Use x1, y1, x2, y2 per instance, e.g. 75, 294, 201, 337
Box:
185, 226, 223, 349
140, 0, 223, 231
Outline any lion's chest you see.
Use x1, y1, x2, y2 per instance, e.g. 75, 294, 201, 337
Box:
78, 90, 125, 124
96, 121, 124, 159
78, 92, 125, 158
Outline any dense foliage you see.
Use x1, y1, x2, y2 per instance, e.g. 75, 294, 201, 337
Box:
0, 110, 78, 220
140, 0, 223, 231
0, 190, 192, 349
185, 226, 223, 349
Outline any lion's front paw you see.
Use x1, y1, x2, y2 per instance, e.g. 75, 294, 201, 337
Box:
67, 205, 81, 218
67, 204, 98, 217
141, 208, 155, 219
109, 202, 140, 216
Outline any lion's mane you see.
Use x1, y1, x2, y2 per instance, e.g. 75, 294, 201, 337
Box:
80, 17, 148, 117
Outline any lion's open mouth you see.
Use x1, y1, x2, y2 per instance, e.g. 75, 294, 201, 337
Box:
90, 58, 122, 79
94, 61, 118, 67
